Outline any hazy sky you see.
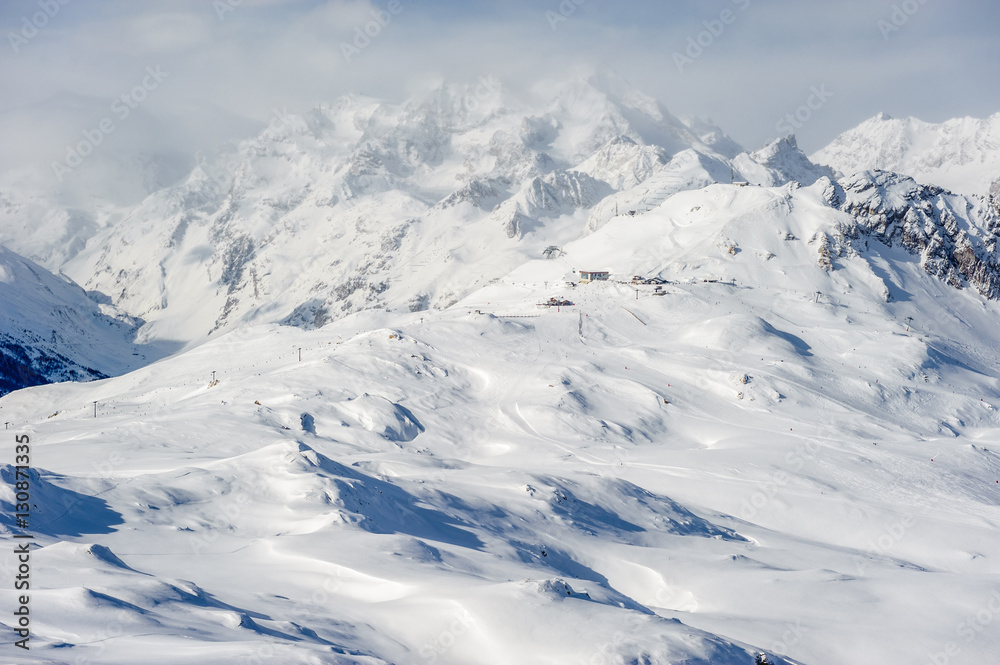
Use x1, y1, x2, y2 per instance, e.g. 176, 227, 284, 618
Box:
1, 0, 998, 192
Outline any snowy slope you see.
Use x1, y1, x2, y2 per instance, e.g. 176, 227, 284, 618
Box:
583, 149, 726, 235
812, 112, 1000, 196
2, 182, 999, 665
0, 245, 170, 396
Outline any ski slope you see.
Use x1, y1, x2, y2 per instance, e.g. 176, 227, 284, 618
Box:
2, 182, 999, 664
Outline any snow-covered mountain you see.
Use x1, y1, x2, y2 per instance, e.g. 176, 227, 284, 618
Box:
3, 179, 1000, 665
0, 172, 121, 271
0, 86, 227, 272
60, 76, 747, 341
733, 135, 838, 188
3, 74, 1000, 665
812, 112, 1000, 196
826, 171, 1000, 298
0, 245, 167, 396
56, 75, 853, 344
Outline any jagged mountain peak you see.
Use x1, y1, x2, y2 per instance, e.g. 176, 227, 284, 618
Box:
831, 169, 1000, 298
533, 74, 739, 164
398, 77, 518, 131
572, 135, 670, 190
733, 135, 838, 188
679, 115, 745, 159
59, 75, 756, 342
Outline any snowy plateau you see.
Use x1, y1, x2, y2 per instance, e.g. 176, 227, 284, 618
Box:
1, 76, 1000, 665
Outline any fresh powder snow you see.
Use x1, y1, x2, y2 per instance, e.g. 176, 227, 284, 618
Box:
1, 76, 999, 665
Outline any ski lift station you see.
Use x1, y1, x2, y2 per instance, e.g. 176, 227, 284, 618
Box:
579, 270, 610, 284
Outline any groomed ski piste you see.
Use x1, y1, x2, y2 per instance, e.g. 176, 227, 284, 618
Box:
2, 181, 1000, 664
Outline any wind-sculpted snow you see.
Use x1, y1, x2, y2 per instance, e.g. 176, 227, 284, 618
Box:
330, 393, 425, 442
4, 187, 1000, 662
3, 74, 1000, 664
0, 307, 812, 664
0, 465, 122, 537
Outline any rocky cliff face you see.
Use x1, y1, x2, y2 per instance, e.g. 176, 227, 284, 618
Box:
825, 171, 1000, 299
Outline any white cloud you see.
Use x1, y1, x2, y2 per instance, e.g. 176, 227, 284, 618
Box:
0, 0, 997, 201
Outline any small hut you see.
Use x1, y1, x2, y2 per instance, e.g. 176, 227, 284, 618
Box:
579, 270, 610, 284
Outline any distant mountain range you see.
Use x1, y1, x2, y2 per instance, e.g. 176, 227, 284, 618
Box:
1, 75, 998, 390
2, 76, 1000, 665
811, 112, 1000, 196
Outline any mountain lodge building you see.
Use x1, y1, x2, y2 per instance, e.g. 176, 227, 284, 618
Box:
579, 270, 610, 284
